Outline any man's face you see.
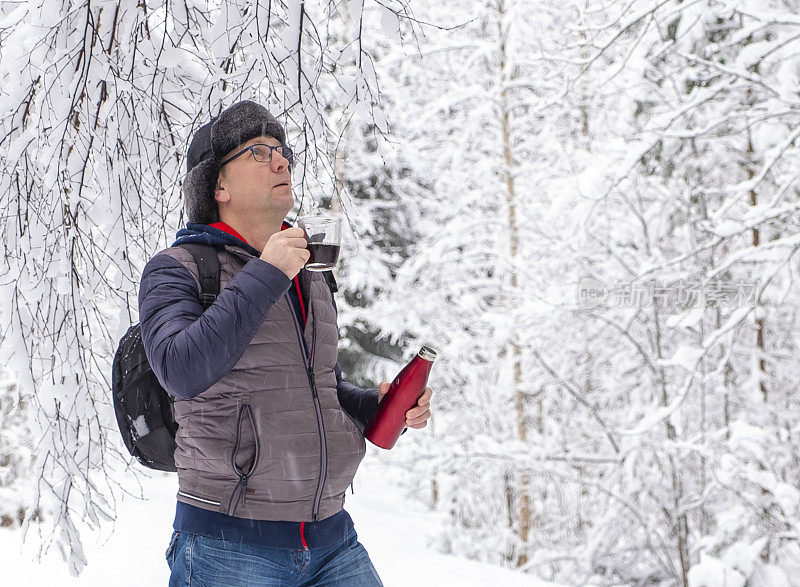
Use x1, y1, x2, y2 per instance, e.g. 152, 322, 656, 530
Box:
214, 135, 293, 220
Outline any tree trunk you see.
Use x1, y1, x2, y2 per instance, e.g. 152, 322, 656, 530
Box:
652, 308, 690, 586
745, 128, 767, 401
497, 0, 530, 567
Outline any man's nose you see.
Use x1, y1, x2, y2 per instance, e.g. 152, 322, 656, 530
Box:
271, 150, 289, 171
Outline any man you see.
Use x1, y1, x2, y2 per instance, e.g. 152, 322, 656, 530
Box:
138, 100, 433, 586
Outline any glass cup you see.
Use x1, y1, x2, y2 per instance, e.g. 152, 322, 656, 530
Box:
297, 215, 341, 272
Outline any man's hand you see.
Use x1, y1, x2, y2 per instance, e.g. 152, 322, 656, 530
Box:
260, 227, 310, 279
377, 381, 433, 429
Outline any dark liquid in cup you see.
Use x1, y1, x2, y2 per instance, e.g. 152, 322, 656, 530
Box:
306, 243, 340, 271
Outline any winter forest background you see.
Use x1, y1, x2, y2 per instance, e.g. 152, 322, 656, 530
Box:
0, 0, 799, 585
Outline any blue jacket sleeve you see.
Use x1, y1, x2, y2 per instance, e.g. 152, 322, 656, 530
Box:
335, 363, 407, 436
138, 252, 292, 400
335, 362, 379, 431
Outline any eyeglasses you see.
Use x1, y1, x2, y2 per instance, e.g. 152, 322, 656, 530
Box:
220, 143, 294, 167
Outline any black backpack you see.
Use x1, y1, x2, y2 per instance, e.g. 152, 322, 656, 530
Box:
112, 243, 221, 472
112, 243, 339, 472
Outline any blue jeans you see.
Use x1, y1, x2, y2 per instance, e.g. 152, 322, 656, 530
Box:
165, 526, 384, 586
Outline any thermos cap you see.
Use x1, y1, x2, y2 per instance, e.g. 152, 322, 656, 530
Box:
418, 345, 437, 362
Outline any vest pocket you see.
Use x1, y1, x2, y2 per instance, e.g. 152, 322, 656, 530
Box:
232, 404, 260, 476
229, 404, 260, 515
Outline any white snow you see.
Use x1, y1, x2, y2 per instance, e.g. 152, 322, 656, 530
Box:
2, 0, 800, 583
0, 456, 549, 586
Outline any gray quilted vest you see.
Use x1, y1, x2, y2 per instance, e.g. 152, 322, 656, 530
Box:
157, 244, 366, 522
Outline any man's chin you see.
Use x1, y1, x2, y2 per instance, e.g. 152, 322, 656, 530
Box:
268, 199, 294, 217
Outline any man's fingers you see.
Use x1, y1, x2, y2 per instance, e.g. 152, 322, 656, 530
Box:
377, 381, 391, 403
287, 237, 310, 248
415, 388, 432, 407
418, 387, 432, 404
403, 388, 434, 420
406, 407, 431, 425
271, 228, 304, 242
378, 383, 432, 421
406, 406, 424, 418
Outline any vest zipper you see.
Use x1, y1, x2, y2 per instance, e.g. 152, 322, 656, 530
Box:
286, 290, 328, 523
228, 404, 260, 516
228, 474, 248, 515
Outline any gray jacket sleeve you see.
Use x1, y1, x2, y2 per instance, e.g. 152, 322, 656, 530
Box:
138, 253, 292, 400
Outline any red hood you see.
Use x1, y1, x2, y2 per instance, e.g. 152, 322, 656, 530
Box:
209, 221, 293, 245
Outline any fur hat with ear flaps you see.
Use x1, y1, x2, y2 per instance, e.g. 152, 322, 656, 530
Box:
182, 100, 287, 224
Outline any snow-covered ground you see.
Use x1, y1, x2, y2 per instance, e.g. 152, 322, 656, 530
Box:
1, 453, 553, 586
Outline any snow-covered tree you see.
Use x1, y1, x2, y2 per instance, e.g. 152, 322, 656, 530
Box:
2, 0, 799, 583
365, 0, 800, 584
0, 0, 398, 574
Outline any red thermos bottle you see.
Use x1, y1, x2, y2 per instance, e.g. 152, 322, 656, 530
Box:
364, 345, 437, 449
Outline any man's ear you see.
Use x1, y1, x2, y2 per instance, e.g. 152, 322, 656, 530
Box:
214, 178, 230, 204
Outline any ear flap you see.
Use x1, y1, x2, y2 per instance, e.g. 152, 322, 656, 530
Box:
182, 157, 221, 224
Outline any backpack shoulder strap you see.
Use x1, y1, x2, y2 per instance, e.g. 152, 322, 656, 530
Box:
322, 270, 338, 294
178, 243, 221, 309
